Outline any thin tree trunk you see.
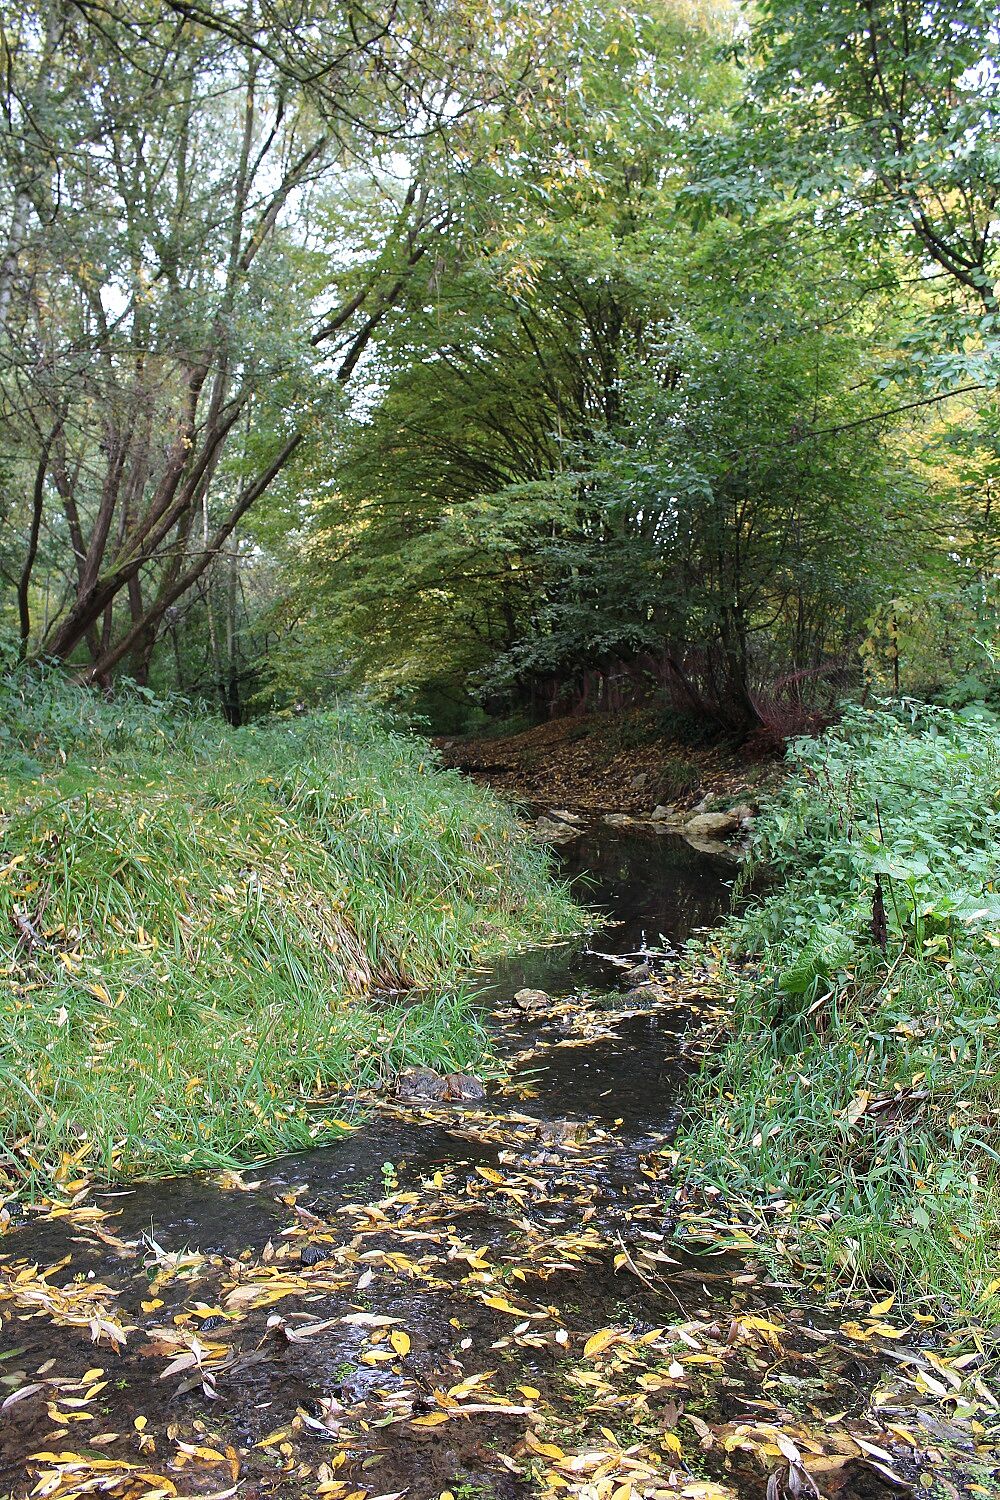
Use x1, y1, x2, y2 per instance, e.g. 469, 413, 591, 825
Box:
0, 192, 30, 335
222, 529, 241, 725
202, 492, 223, 707
17, 421, 61, 655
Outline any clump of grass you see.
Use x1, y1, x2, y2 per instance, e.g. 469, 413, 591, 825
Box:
0, 668, 581, 1196
680, 701, 1000, 1310
654, 753, 701, 803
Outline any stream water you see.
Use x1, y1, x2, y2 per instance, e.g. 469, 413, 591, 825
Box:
0, 827, 911, 1500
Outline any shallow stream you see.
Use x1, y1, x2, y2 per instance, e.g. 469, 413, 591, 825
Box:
0, 827, 918, 1499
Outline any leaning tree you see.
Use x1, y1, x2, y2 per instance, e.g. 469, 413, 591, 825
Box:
0, 0, 562, 683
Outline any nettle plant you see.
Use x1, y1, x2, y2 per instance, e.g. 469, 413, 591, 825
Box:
736, 701, 1000, 1048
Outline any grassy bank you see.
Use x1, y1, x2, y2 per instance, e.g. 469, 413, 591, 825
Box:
0, 671, 580, 1196
681, 702, 1000, 1310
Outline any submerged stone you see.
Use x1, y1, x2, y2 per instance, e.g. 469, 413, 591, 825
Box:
395, 1066, 486, 1101
623, 961, 653, 986
513, 987, 550, 1011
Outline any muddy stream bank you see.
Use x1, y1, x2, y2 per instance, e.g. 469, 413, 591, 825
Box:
0, 827, 958, 1500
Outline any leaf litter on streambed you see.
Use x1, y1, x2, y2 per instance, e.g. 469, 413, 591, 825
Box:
0, 968, 997, 1500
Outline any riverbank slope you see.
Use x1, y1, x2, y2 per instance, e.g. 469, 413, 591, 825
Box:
0, 673, 580, 1197
683, 702, 1000, 1312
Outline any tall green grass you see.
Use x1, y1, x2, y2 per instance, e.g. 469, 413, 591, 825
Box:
0, 669, 580, 1196
681, 702, 1000, 1310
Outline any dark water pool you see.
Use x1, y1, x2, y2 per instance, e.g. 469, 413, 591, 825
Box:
479, 825, 734, 1131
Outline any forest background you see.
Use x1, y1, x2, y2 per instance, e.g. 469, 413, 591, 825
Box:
1, 0, 996, 737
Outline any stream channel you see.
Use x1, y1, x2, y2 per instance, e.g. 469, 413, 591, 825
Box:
0, 825, 909, 1500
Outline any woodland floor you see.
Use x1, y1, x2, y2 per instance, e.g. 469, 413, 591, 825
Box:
434, 713, 780, 816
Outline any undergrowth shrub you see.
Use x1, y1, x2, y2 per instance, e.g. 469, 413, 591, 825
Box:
683, 701, 1000, 1306
0, 669, 580, 1195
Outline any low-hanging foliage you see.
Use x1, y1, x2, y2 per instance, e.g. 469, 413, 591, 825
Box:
0, 669, 580, 1196
682, 702, 1000, 1306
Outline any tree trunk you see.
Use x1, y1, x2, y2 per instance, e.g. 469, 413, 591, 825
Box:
222, 530, 242, 726
17, 423, 61, 656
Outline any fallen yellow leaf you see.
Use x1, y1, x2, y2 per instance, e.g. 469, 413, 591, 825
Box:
525, 1431, 565, 1461
583, 1328, 620, 1359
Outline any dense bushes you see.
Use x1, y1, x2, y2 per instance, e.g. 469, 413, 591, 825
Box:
683, 704, 1000, 1303
0, 671, 580, 1195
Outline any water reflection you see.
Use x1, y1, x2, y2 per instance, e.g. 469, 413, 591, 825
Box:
558, 824, 734, 952
482, 823, 733, 1002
